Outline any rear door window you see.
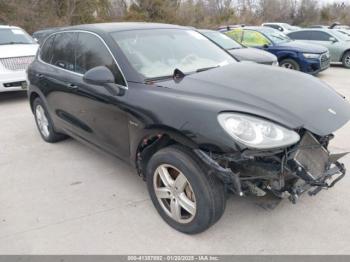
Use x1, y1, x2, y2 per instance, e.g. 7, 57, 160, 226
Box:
288, 31, 311, 40
75, 32, 125, 86
51, 32, 77, 71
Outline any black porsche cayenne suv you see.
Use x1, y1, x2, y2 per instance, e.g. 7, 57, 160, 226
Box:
27, 22, 350, 234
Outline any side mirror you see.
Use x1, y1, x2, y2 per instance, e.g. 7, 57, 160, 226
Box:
329, 37, 337, 42
83, 66, 124, 96
83, 66, 115, 85
278, 27, 284, 32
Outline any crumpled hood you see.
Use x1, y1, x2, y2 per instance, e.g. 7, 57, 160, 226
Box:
0, 44, 38, 58
158, 63, 350, 136
278, 41, 328, 54
229, 47, 277, 63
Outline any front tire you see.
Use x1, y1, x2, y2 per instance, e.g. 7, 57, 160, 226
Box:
280, 58, 300, 71
33, 97, 67, 143
146, 145, 226, 234
342, 51, 350, 68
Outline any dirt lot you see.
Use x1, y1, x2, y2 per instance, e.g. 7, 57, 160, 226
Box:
0, 66, 349, 254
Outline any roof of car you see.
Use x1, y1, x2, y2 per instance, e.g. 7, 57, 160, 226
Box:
287, 28, 335, 33
33, 27, 61, 34
231, 26, 277, 33
58, 22, 187, 34
198, 29, 217, 33
0, 25, 21, 29
263, 22, 287, 25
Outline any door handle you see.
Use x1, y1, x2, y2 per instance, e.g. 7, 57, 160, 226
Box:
66, 83, 78, 90
36, 73, 44, 78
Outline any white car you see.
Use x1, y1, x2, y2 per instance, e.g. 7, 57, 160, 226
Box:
0, 25, 38, 92
262, 22, 299, 34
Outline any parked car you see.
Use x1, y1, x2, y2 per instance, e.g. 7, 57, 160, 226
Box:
32, 27, 60, 45
199, 29, 278, 66
308, 25, 329, 29
0, 25, 38, 92
28, 23, 350, 234
262, 22, 299, 34
329, 23, 350, 30
226, 26, 330, 74
217, 24, 245, 32
287, 29, 350, 68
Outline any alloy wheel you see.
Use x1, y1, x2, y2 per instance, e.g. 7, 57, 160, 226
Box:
153, 164, 196, 224
35, 105, 50, 138
345, 55, 350, 66
281, 63, 295, 70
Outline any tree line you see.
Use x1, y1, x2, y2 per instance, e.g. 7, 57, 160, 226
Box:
0, 0, 349, 33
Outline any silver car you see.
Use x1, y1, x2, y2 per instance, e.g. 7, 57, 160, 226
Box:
287, 29, 350, 68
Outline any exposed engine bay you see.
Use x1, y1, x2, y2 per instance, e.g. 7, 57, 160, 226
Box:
195, 131, 347, 203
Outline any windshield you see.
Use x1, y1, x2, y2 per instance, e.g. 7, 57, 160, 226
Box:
263, 29, 291, 44
0, 28, 34, 45
111, 29, 236, 79
200, 30, 242, 50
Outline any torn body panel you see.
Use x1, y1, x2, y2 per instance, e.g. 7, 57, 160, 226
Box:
195, 131, 347, 203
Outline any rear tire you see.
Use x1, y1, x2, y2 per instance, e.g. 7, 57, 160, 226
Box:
342, 51, 350, 68
33, 97, 67, 143
280, 58, 300, 71
146, 145, 226, 234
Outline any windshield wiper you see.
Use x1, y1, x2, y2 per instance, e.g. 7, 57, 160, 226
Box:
144, 75, 174, 83
196, 65, 220, 73
145, 68, 186, 83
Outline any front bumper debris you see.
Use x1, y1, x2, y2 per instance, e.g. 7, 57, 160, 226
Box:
195, 131, 347, 204
289, 160, 346, 204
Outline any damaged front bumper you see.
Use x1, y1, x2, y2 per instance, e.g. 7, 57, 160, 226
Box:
289, 159, 346, 203
195, 131, 348, 203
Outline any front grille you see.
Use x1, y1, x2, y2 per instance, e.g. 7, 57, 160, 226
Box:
0, 56, 35, 71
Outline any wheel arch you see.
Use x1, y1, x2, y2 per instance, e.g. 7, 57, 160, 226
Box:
132, 127, 199, 179
341, 49, 350, 62
277, 51, 299, 62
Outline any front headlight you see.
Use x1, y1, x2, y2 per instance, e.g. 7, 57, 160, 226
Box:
218, 113, 300, 149
303, 53, 321, 59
